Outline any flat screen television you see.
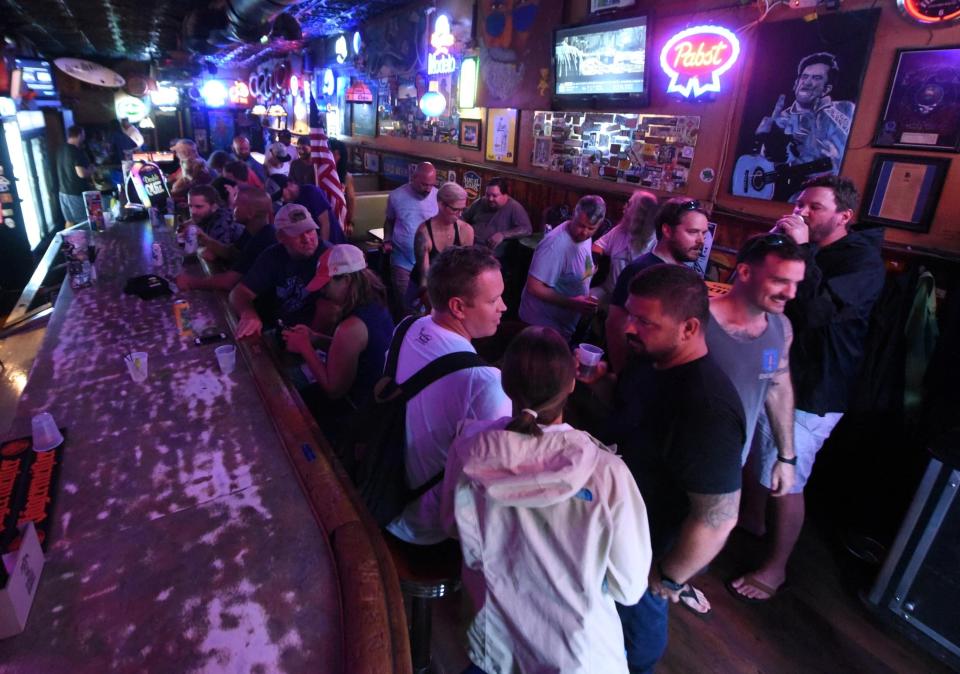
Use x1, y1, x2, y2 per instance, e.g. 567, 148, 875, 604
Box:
553, 14, 650, 109
12, 57, 60, 107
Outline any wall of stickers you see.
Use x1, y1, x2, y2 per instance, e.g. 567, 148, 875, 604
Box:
531, 111, 700, 193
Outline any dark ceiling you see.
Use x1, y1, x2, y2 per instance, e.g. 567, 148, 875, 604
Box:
0, 0, 412, 67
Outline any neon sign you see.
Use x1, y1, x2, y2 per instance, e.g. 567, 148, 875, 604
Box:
428, 14, 457, 75
659, 25, 740, 99
228, 80, 250, 106
322, 68, 335, 96
335, 35, 348, 64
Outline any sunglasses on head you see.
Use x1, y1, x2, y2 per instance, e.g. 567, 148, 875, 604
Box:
736, 233, 790, 263
679, 199, 702, 212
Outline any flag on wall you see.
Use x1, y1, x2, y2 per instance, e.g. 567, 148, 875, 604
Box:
309, 95, 348, 232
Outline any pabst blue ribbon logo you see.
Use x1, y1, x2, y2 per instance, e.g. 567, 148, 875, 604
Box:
660, 25, 741, 99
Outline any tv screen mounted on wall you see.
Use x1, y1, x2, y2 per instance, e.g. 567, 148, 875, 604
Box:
553, 14, 650, 109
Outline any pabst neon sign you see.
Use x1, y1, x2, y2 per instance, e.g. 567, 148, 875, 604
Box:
660, 25, 741, 99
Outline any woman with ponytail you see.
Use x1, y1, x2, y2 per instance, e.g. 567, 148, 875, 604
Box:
440, 326, 652, 674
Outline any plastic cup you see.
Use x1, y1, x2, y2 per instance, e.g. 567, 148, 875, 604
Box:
125, 351, 149, 383
31, 412, 64, 452
164, 214, 175, 228
576, 343, 604, 379
215, 345, 236, 374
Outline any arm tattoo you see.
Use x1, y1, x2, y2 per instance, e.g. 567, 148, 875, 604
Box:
689, 491, 740, 529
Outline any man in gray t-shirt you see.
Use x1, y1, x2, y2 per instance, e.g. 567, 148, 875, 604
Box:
462, 178, 531, 253
707, 234, 806, 486
384, 163, 438, 313
519, 195, 604, 340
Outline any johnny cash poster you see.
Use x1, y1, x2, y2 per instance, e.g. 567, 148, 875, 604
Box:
730, 9, 879, 203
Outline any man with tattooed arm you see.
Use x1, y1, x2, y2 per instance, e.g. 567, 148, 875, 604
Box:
580, 264, 745, 673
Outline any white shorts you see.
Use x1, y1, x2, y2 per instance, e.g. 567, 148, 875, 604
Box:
751, 409, 843, 494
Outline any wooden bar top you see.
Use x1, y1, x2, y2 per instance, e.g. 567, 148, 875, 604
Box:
0, 220, 346, 671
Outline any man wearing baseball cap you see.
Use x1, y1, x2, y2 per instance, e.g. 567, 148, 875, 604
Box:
229, 202, 329, 338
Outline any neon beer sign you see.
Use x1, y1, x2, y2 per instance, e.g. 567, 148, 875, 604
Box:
660, 25, 740, 99
428, 14, 457, 75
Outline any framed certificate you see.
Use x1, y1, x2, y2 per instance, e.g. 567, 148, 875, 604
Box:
861, 153, 950, 233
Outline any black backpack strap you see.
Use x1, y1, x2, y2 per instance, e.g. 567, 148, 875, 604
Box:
399, 351, 485, 401
399, 351, 485, 498
384, 315, 419, 379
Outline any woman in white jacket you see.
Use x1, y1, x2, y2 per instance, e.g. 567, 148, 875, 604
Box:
441, 326, 652, 674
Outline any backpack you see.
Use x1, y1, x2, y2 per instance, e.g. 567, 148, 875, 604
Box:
346, 316, 484, 527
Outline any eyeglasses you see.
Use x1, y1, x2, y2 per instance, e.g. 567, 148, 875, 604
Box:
679, 199, 702, 212
442, 203, 465, 214
736, 233, 790, 263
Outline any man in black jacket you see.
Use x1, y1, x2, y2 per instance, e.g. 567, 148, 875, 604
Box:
730, 175, 885, 602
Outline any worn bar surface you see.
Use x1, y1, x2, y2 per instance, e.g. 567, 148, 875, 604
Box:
0, 220, 343, 672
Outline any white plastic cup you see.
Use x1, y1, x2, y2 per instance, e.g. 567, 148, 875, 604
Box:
577, 343, 604, 379
31, 412, 64, 452
125, 351, 149, 383
215, 345, 236, 374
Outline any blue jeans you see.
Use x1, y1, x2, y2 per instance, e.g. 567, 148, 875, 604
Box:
617, 591, 669, 674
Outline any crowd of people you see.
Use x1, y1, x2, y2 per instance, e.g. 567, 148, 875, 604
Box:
67, 126, 884, 673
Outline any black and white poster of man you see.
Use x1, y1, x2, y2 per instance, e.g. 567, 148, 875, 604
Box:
730, 9, 880, 203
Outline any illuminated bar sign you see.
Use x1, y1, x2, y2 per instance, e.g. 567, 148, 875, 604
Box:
428, 14, 457, 75
659, 25, 740, 99
345, 81, 373, 103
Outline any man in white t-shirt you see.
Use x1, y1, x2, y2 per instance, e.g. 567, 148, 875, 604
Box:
387, 245, 512, 545
519, 195, 605, 341
384, 162, 439, 313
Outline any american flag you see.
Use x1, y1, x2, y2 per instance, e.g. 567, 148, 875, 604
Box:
309, 94, 348, 233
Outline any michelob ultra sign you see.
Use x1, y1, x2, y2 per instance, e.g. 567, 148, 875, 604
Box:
660, 25, 741, 99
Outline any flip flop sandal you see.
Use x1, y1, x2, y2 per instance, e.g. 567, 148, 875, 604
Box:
725, 575, 782, 604
678, 584, 712, 616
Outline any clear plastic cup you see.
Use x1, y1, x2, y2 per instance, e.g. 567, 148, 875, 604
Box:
125, 351, 149, 383
164, 214, 175, 228
215, 345, 236, 374
576, 343, 604, 379
31, 412, 64, 452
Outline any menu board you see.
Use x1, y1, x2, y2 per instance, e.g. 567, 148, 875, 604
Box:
531, 111, 700, 193
352, 101, 377, 138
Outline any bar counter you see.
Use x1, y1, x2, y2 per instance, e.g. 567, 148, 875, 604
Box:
0, 220, 409, 672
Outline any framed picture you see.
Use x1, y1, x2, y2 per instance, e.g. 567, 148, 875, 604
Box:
363, 151, 379, 173
590, 0, 636, 12
532, 136, 552, 167
861, 153, 950, 233
873, 47, 960, 152
729, 9, 880, 203
485, 108, 519, 164
459, 118, 482, 150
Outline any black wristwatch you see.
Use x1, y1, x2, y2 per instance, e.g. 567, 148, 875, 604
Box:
657, 562, 685, 592
776, 454, 798, 465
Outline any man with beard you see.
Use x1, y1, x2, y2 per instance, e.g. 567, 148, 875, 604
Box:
581, 264, 745, 673
728, 175, 884, 602
230, 203, 329, 338
231, 134, 267, 185
288, 139, 316, 186
606, 198, 710, 372
183, 185, 246, 262
519, 195, 604, 341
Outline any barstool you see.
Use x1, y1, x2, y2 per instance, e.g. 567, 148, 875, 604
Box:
385, 534, 462, 673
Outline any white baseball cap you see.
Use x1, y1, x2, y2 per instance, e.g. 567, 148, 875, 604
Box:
306, 245, 367, 292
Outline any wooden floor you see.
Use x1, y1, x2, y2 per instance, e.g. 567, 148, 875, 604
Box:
430, 522, 954, 674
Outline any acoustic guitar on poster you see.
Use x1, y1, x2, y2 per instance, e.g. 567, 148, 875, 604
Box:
732, 154, 833, 200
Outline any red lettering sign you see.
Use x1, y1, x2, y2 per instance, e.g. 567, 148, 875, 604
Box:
659, 26, 741, 98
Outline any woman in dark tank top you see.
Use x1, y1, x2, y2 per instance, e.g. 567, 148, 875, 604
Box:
282, 245, 395, 438
407, 182, 475, 312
